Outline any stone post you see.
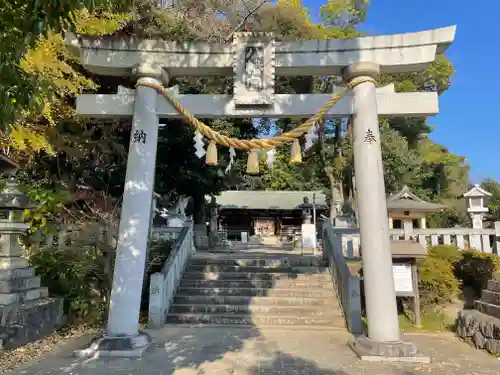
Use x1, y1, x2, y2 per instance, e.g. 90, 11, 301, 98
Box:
344, 63, 424, 361
209, 197, 219, 249
495, 221, 500, 252
420, 217, 427, 229
300, 196, 315, 253
76, 65, 167, 358
301, 197, 313, 225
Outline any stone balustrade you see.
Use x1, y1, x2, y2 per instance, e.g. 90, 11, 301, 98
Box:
150, 227, 183, 242
148, 221, 195, 328
322, 223, 363, 334
337, 224, 500, 259
29, 224, 184, 250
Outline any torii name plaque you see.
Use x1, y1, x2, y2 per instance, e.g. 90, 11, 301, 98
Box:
233, 32, 275, 106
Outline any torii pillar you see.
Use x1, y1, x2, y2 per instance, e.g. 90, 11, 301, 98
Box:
75, 64, 168, 358
344, 62, 426, 362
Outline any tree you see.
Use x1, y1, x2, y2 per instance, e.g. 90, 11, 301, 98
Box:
8, 0, 470, 231
481, 179, 500, 221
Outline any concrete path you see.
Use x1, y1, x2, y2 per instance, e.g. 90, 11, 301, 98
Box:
8, 326, 500, 375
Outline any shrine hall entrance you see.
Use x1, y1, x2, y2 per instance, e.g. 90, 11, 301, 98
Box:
212, 190, 327, 247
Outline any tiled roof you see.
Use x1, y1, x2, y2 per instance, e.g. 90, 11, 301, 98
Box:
387, 185, 446, 212
212, 191, 327, 210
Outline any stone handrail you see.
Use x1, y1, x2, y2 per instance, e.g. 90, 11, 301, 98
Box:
322, 222, 363, 334
150, 227, 183, 242
148, 221, 195, 328
339, 223, 500, 259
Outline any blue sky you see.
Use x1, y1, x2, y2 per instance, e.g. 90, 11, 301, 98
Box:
303, 0, 500, 182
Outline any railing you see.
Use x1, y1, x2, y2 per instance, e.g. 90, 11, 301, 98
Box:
150, 227, 183, 242
148, 221, 195, 328
322, 222, 363, 334
340, 223, 500, 259
30, 224, 184, 250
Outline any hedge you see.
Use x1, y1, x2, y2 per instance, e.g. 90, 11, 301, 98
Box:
418, 245, 500, 309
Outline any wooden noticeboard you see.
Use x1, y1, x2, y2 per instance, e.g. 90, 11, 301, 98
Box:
392, 263, 414, 294
390, 240, 427, 328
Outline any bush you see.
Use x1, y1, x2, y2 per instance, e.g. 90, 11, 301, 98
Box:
418, 244, 500, 307
418, 255, 460, 307
29, 246, 109, 325
427, 245, 462, 265
455, 250, 500, 297
29, 239, 173, 326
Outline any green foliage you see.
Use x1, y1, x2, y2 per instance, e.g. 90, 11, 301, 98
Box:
28, 238, 173, 325
22, 182, 71, 233
399, 310, 454, 332
455, 250, 500, 297
24, 0, 132, 36
481, 179, 500, 220
426, 207, 470, 229
418, 245, 500, 308
427, 245, 462, 265
418, 252, 461, 308
28, 245, 109, 324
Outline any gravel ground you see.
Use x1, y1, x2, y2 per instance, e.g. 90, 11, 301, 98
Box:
0, 325, 101, 374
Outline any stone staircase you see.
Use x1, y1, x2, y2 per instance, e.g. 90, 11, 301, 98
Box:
456, 276, 500, 355
475, 278, 500, 319
166, 253, 346, 330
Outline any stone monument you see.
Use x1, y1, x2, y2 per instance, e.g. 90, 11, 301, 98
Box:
300, 196, 316, 254
0, 175, 62, 349
208, 196, 219, 248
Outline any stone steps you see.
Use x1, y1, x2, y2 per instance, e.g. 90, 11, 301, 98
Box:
178, 279, 333, 289
173, 295, 339, 306
481, 290, 500, 306
176, 286, 336, 298
182, 271, 331, 281
169, 303, 341, 316
166, 253, 345, 330
487, 280, 500, 293
475, 300, 500, 319
167, 313, 344, 326
185, 265, 329, 274
189, 258, 327, 267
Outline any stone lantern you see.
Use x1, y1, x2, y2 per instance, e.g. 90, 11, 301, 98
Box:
0, 156, 62, 349
463, 184, 492, 229
209, 196, 219, 247
299, 196, 316, 254
300, 196, 313, 225
0, 178, 34, 270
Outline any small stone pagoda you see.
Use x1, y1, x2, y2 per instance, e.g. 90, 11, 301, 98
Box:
387, 185, 446, 230
0, 154, 62, 350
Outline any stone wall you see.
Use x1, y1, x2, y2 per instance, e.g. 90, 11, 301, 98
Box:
456, 278, 500, 355
0, 297, 63, 350
456, 309, 500, 355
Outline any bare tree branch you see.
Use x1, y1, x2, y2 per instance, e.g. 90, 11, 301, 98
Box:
224, 0, 269, 42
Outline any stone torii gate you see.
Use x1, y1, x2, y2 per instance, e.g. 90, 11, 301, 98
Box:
66, 26, 456, 359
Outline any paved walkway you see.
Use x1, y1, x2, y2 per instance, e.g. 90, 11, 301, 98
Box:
9, 326, 500, 375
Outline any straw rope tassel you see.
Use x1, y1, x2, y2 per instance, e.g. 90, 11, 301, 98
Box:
205, 141, 218, 165
290, 139, 302, 164
246, 149, 260, 174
